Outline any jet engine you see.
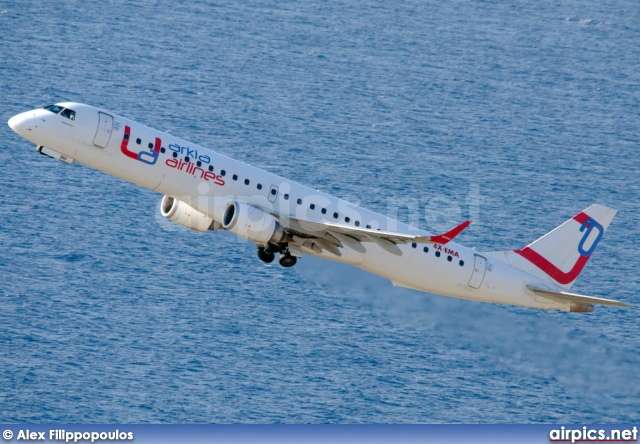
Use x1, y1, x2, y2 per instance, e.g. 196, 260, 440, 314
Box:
222, 201, 287, 244
160, 195, 220, 232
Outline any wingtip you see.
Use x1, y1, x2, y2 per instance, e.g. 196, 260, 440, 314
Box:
429, 220, 472, 244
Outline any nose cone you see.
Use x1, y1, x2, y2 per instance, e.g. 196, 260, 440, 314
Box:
8, 114, 23, 132
8, 111, 40, 140
8, 112, 33, 138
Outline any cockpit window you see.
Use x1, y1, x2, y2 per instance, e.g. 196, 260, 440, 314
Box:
60, 108, 76, 120
43, 105, 64, 114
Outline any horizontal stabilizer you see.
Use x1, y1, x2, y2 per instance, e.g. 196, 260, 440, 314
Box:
526, 285, 630, 309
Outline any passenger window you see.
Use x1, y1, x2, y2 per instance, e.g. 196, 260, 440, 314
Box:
208, 166, 214, 172
257, 184, 262, 190
355, 221, 360, 227
136, 138, 142, 145
284, 194, 289, 200
232, 174, 238, 180
244, 179, 250, 185
366, 225, 371, 229
148, 142, 153, 149
297, 198, 302, 205
423, 246, 429, 253
459, 260, 465, 266
333, 212, 338, 219
435, 251, 441, 257
447, 255, 452, 262
185, 157, 190, 162
321, 208, 326, 214
345, 217, 350, 223
197, 161, 202, 167
271, 189, 277, 195
310, 204, 315, 210
411, 243, 417, 248
221, 170, 226, 176
160, 147, 166, 153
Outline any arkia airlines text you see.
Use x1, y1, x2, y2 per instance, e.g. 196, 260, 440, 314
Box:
8, 103, 630, 312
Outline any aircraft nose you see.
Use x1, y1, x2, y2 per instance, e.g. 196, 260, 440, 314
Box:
8, 111, 37, 138
8, 114, 24, 133
8, 113, 31, 137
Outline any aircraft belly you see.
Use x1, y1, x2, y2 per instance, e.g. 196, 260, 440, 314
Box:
359, 244, 468, 297
82, 148, 165, 191
358, 247, 565, 309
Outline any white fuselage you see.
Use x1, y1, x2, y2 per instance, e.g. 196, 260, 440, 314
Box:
8, 103, 569, 311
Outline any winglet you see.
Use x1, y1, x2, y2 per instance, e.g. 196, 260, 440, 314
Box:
427, 220, 471, 244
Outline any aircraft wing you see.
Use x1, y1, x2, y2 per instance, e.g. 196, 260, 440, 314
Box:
277, 215, 470, 256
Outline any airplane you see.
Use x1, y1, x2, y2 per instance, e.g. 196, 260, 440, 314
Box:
7, 102, 630, 312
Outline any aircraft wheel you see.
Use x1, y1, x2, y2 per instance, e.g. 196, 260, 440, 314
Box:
279, 254, 297, 268
257, 247, 275, 263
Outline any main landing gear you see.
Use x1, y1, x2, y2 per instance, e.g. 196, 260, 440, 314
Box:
257, 244, 297, 268
278, 254, 297, 268
257, 247, 275, 263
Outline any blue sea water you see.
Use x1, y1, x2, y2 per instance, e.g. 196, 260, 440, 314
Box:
1, 0, 639, 423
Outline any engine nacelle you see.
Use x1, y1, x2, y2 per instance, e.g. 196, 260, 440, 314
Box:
222, 201, 286, 244
160, 195, 220, 232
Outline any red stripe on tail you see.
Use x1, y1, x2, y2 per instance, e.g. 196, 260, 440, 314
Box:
514, 212, 592, 285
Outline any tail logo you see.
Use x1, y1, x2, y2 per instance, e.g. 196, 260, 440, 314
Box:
578, 218, 603, 256
514, 212, 601, 285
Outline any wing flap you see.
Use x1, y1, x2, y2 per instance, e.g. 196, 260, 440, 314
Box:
281, 215, 471, 247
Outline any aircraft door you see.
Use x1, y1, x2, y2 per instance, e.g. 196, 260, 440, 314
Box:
468, 254, 487, 289
93, 112, 113, 148
268, 185, 278, 203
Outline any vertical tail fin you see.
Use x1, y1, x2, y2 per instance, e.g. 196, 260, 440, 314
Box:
492, 204, 616, 290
